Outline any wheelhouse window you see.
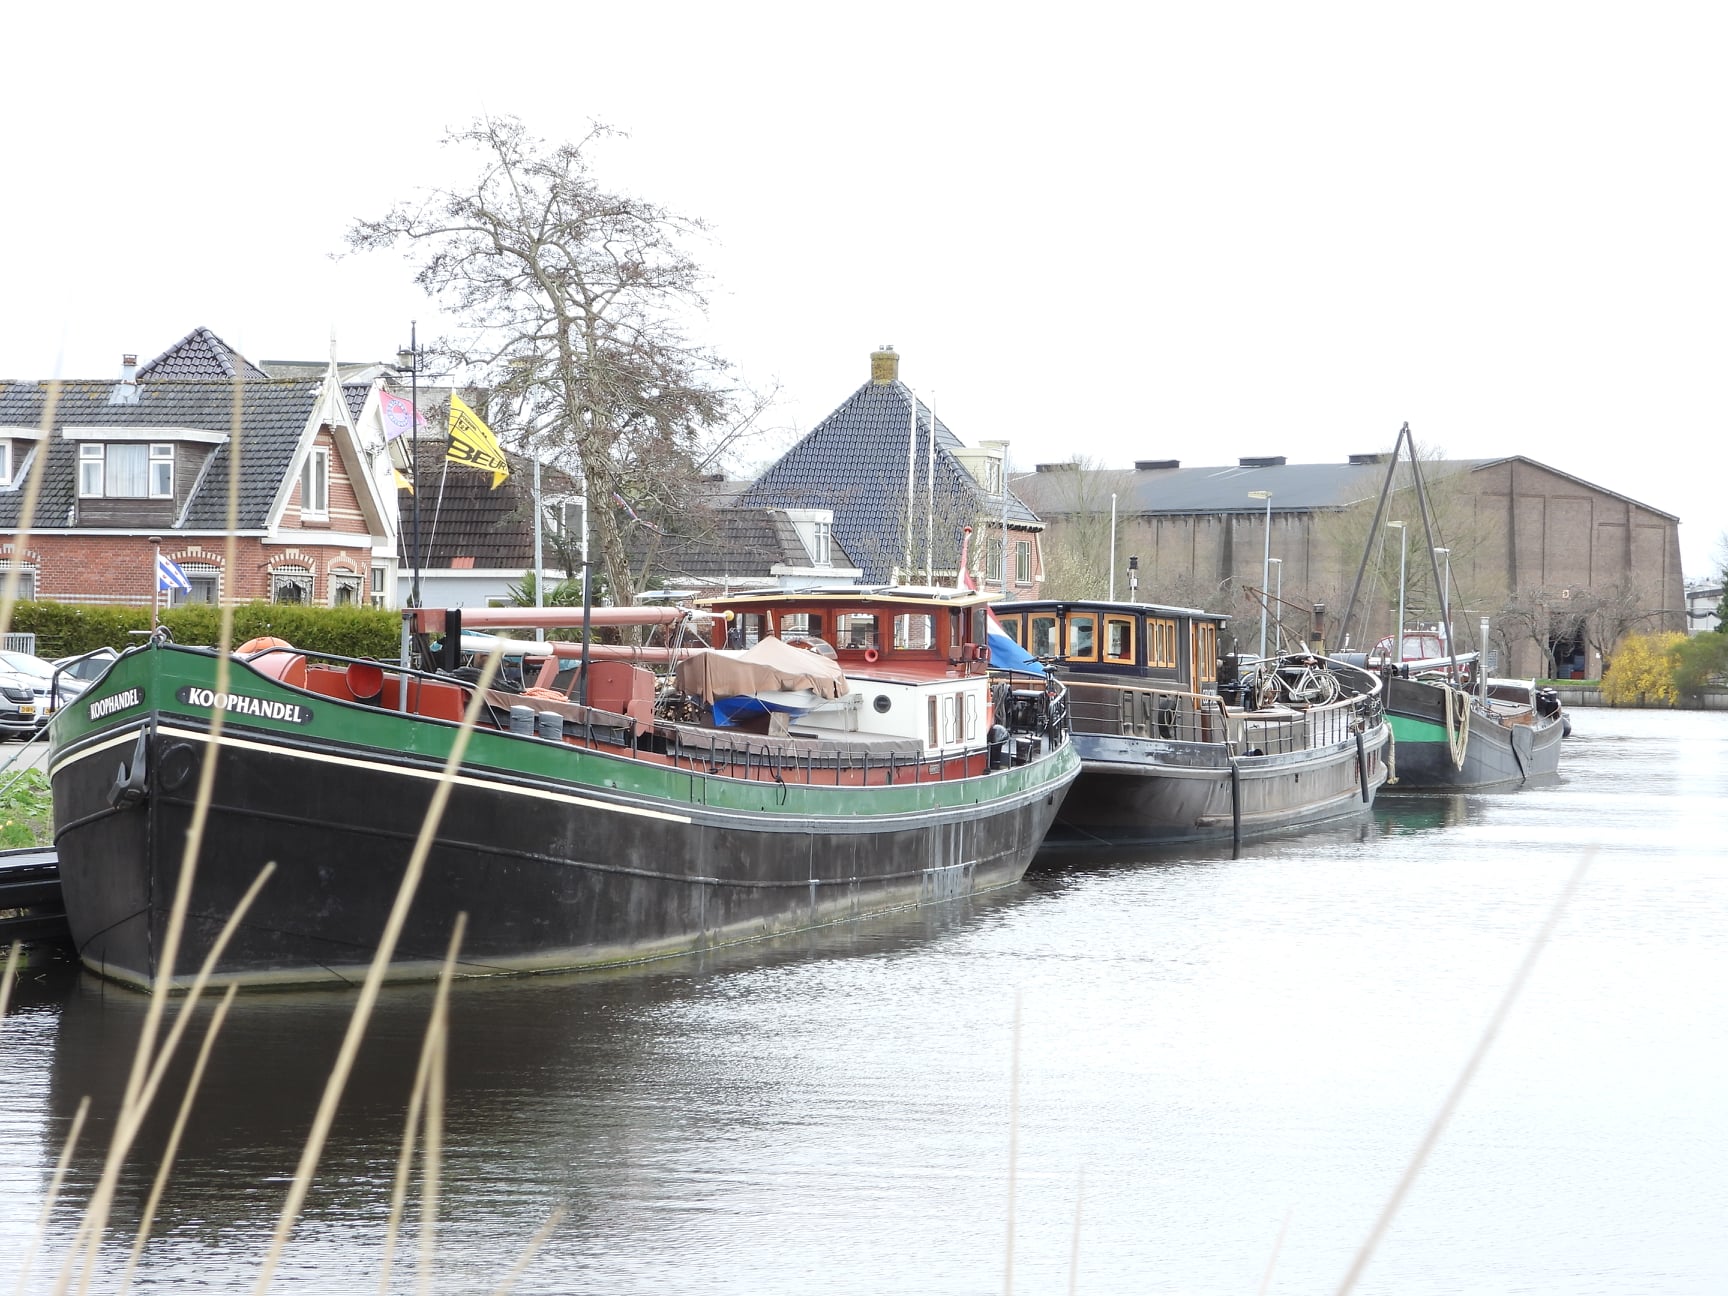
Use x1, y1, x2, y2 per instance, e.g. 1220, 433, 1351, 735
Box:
301, 447, 330, 518
1104, 615, 1135, 664
271, 566, 313, 604
1196, 622, 1219, 684
1148, 617, 1178, 668
1029, 614, 1057, 657
893, 613, 934, 651
835, 613, 879, 650
1066, 614, 1097, 661
78, 443, 175, 499
779, 612, 822, 640
996, 613, 1023, 645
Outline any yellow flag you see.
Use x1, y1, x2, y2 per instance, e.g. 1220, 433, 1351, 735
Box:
446, 393, 510, 488
393, 468, 414, 494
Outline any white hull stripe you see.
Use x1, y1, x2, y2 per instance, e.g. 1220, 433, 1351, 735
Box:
55, 723, 694, 826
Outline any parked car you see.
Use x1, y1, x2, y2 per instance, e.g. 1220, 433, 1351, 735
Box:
51, 647, 120, 689
0, 672, 39, 738
0, 649, 91, 733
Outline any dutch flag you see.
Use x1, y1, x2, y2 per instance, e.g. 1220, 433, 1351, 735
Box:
156, 553, 191, 595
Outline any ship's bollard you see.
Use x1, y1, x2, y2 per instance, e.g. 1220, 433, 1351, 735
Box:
509, 705, 535, 735
537, 711, 564, 741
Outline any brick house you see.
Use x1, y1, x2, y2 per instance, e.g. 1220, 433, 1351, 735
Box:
737, 347, 1044, 594
0, 327, 400, 609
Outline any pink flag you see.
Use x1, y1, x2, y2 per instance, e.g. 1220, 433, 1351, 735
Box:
380, 389, 426, 442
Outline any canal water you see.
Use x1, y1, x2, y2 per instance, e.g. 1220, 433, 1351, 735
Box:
2, 708, 1724, 1294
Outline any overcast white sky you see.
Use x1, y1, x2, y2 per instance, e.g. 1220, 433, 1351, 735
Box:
5, 2, 1723, 575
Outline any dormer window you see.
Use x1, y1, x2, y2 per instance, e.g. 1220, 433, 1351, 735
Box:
78, 443, 175, 498
811, 520, 831, 566
0, 442, 11, 486
301, 447, 330, 518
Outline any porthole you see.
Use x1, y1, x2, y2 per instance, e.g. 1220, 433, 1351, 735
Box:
873, 695, 892, 714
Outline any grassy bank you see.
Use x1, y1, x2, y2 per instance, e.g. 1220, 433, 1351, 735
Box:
0, 769, 52, 848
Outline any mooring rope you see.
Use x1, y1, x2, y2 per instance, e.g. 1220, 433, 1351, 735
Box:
1444, 684, 1471, 770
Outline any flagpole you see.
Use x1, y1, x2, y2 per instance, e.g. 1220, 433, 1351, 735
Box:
903, 384, 916, 582
924, 389, 936, 584
150, 535, 162, 631
409, 321, 422, 608
533, 456, 543, 608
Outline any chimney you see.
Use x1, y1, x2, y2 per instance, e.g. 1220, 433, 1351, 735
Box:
870, 344, 899, 385
1348, 452, 1387, 465
109, 353, 140, 406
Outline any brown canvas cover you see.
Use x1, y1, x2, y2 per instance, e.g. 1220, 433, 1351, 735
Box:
675, 636, 850, 703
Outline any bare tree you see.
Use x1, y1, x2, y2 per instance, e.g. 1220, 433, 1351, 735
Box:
349, 116, 771, 605
1015, 459, 1133, 600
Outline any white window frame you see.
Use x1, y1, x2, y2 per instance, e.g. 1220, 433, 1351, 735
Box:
812, 520, 831, 566
271, 566, 313, 604
1015, 540, 1032, 585
0, 441, 11, 487
76, 442, 175, 499
329, 571, 362, 607
150, 443, 174, 498
301, 447, 330, 519
3, 564, 36, 601
171, 564, 220, 607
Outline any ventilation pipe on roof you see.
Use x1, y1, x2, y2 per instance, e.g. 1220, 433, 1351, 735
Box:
109, 353, 140, 405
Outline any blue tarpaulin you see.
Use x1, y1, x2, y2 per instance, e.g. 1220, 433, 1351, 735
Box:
988, 629, 1046, 677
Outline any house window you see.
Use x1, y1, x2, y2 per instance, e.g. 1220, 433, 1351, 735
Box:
271, 566, 313, 604
171, 565, 219, 606
985, 459, 1004, 495
371, 564, 389, 609
1014, 540, 1032, 585
0, 442, 11, 486
330, 572, 362, 606
811, 521, 831, 566
2, 565, 36, 601
984, 538, 1004, 584
78, 443, 176, 499
301, 447, 330, 518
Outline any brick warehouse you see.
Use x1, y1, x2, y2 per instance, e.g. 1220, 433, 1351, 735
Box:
0, 329, 400, 609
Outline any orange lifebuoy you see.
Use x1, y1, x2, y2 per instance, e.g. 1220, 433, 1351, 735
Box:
863, 647, 880, 664
236, 636, 294, 656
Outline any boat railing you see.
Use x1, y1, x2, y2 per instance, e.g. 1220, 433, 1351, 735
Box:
225, 643, 1065, 787
1064, 676, 1380, 756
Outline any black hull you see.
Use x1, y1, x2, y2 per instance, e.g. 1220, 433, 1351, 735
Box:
54, 720, 1069, 991
1384, 678, 1564, 791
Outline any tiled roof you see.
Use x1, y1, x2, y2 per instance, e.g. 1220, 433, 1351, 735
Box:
342, 382, 370, 423
737, 378, 1039, 584
0, 378, 324, 531
404, 446, 579, 569
136, 327, 271, 382
630, 506, 857, 582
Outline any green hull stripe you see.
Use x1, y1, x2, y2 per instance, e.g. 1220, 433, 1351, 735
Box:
53, 646, 1078, 820
1387, 713, 1450, 744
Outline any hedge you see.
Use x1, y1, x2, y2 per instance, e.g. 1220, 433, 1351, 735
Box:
5, 601, 404, 661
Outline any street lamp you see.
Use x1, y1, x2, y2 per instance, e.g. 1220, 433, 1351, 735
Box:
1433, 546, 1451, 648
1387, 520, 1407, 660
1248, 490, 1273, 661
1268, 557, 1283, 653
395, 324, 423, 609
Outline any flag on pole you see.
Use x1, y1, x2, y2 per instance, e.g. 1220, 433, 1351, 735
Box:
446, 393, 509, 487
393, 468, 415, 493
379, 389, 427, 442
157, 554, 191, 595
